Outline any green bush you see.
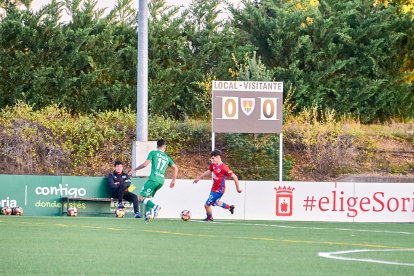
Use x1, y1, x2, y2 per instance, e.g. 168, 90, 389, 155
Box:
6, 103, 412, 180
0, 103, 135, 175
220, 133, 294, 181
0, 103, 295, 179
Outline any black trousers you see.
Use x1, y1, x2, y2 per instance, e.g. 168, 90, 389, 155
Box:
111, 184, 139, 213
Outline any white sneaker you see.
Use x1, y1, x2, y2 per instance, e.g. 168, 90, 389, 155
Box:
153, 205, 162, 219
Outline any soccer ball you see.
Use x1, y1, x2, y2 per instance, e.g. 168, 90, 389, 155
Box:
67, 207, 78, 217
115, 208, 125, 218
180, 210, 191, 221
1, 206, 12, 215
12, 206, 24, 216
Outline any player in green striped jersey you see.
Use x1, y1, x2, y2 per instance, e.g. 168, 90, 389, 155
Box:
129, 139, 178, 222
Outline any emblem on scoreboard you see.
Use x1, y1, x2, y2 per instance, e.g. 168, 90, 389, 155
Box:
275, 186, 295, 216
241, 98, 255, 116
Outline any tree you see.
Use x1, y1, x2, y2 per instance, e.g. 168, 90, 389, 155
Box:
59, 0, 137, 112
0, 0, 138, 113
221, 52, 294, 180
0, 1, 65, 108
147, 0, 191, 118
231, 0, 414, 122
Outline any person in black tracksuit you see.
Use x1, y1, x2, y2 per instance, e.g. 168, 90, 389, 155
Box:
107, 160, 141, 218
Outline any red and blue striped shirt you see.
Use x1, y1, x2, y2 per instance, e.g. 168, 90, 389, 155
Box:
209, 162, 234, 193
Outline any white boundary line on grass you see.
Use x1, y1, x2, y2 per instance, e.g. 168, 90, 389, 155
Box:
192, 220, 414, 236
192, 220, 414, 266
318, 249, 414, 267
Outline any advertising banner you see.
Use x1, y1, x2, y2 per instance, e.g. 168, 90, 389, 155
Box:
0, 175, 145, 216
156, 180, 414, 222
1, 175, 413, 222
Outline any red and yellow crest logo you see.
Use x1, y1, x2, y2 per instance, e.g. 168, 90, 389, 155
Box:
241, 98, 255, 116
275, 186, 295, 216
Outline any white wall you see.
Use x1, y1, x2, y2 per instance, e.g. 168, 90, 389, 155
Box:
154, 180, 414, 222
154, 179, 245, 220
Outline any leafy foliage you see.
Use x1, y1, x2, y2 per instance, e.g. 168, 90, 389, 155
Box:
1, 102, 412, 179
222, 52, 294, 180
0, 0, 138, 113
0, 0, 412, 122
0, 102, 294, 179
230, 0, 414, 122
0, 102, 135, 175
222, 133, 294, 180
0, 102, 214, 176
0, 0, 413, 179
284, 107, 359, 178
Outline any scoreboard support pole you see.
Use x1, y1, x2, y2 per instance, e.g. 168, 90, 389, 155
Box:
211, 132, 284, 182
279, 132, 283, 183
211, 81, 284, 183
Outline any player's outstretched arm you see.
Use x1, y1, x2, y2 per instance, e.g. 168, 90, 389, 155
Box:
231, 173, 242, 193
193, 170, 211, 184
128, 160, 151, 176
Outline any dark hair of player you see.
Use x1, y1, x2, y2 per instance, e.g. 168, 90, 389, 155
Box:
157, 139, 167, 148
210, 149, 222, 157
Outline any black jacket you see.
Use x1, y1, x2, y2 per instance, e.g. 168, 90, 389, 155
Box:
107, 171, 131, 190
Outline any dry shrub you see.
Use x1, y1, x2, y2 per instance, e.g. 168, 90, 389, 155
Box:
0, 103, 211, 176
285, 107, 360, 179
0, 103, 134, 175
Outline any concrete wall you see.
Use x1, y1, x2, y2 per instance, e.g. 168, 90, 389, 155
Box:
337, 175, 414, 183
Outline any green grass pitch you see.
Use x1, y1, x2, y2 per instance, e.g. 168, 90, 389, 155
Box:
0, 216, 413, 275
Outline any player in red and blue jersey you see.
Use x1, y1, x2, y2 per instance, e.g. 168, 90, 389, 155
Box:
193, 149, 242, 221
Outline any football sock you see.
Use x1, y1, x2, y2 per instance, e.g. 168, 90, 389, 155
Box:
221, 203, 230, 209
206, 213, 213, 219
143, 198, 155, 211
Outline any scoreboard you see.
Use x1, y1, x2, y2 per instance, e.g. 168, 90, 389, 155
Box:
212, 81, 283, 133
